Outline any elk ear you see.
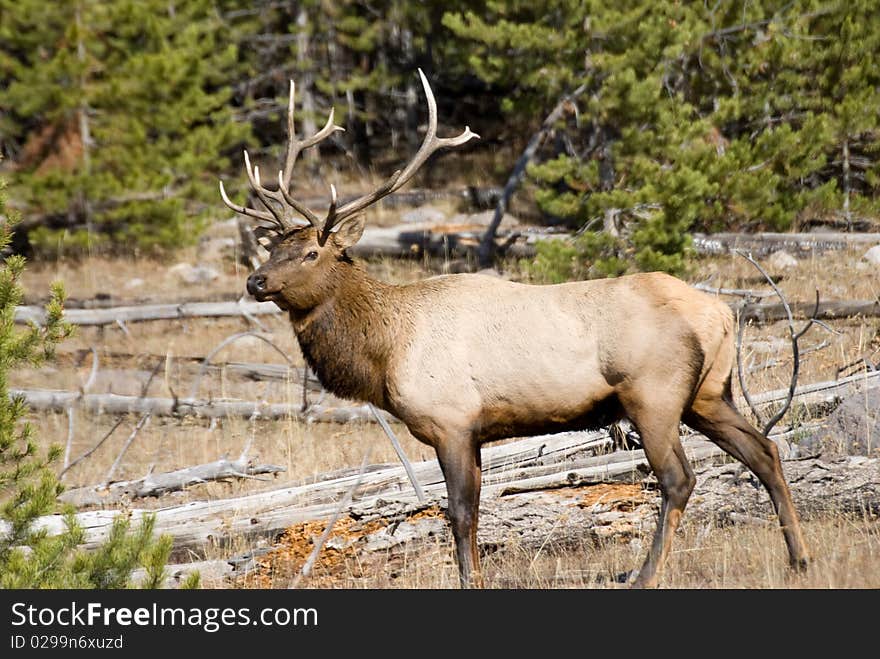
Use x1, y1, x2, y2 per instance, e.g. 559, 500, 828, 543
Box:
331, 214, 366, 250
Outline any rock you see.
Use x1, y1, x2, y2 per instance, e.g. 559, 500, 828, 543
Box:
799, 388, 880, 457
124, 278, 144, 290
862, 245, 880, 265
200, 217, 240, 239
400, 206, 447, 224
198, 237, 236, 263
767, 250, 798, 270
168, 262, 220, 285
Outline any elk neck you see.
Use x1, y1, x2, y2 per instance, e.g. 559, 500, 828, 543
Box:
287, 259, 402, 406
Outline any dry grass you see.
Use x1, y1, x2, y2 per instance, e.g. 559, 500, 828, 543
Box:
227, 513, 880, 590
10, 239, 880, 588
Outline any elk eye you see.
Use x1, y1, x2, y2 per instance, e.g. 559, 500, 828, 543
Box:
303, 250, 319, 262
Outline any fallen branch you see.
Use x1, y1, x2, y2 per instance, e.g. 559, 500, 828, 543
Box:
188, 331, 292, 399
14, 300, 282, 327
290, 448, 372, 588
693, 282, 775, 299
57, 349, 321, 388
103, 413, 151, 485
60, 455, 286, 506
9, 387, 399, 424
59, 418, 125, 478
692, 231, 880, 256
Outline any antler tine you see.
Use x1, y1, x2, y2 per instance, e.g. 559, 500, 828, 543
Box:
330, 69, 479, 230
243, 151, 290, 231
277, 171, 322, 230
281, 80, 345, 189
220, 80, 344, 233
219, 179, 278, 224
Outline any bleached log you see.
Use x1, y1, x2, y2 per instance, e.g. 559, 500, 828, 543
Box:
8, 388, 397, 424
740, 299, 880, 323
59, 456, 287, 506
14, 300, 282, 327
691, 231, 880, 257
747, 369, 880, 409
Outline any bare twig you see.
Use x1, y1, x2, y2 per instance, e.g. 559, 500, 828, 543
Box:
735, 308, 764, 426
734, 252, 833, 436
62, 407, 76, 472
59, 417, 126, 477
188, 331, 292, 399
369, 403, 426, 503
103, 413, 151, 485
115, 318, 131, 337
290, 447, 372, 588
747, 340, 831, 373
63, 347, 100, 471
80, 346, 100, 393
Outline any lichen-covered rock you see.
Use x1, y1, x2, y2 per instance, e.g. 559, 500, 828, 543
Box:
802, 389, 880, 457
862, 244, 880, 265
767, 249, 798, 270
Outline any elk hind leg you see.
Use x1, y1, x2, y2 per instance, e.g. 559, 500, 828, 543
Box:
684, 395, 809, 571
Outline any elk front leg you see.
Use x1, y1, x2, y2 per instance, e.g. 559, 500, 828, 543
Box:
436, 440, 483, 589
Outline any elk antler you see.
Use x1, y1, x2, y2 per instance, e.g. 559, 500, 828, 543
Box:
219, 70, 479, 244
219, 80, 345, 233
318, 69, 479, 244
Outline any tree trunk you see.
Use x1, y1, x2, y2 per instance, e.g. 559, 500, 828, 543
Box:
295, 6, 318, 169
477, 83, 588, 269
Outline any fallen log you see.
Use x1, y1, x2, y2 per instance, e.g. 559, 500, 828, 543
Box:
692, 231, 880, 256
8, 388, 397, 424
351, 228, 880, 262
748, 369, 880, 410
740, 299, 880, 323
15, 299, 282, 327
58, 349, 318, 387
59, 456, 287, 506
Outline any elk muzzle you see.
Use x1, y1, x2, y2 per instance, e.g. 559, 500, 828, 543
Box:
246, 272, 268, 298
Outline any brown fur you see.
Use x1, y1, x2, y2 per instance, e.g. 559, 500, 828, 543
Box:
247, 223, 809, 588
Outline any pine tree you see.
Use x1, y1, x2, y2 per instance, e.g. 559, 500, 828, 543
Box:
0, 0, 248, 254
446, 1, 880, 279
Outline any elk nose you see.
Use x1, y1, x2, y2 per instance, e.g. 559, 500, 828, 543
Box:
247, 273, 267, 296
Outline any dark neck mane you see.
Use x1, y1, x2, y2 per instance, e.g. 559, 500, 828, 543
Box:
289, 263, 399, 406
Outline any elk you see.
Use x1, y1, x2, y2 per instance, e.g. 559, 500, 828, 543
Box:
219, 70, 809, 588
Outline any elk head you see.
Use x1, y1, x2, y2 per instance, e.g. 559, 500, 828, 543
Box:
220, 70, 479, 311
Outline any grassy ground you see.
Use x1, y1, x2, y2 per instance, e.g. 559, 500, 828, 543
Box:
11, 237, 880, 588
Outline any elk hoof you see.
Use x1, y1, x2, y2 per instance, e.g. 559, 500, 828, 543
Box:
790, 556, 809, 573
